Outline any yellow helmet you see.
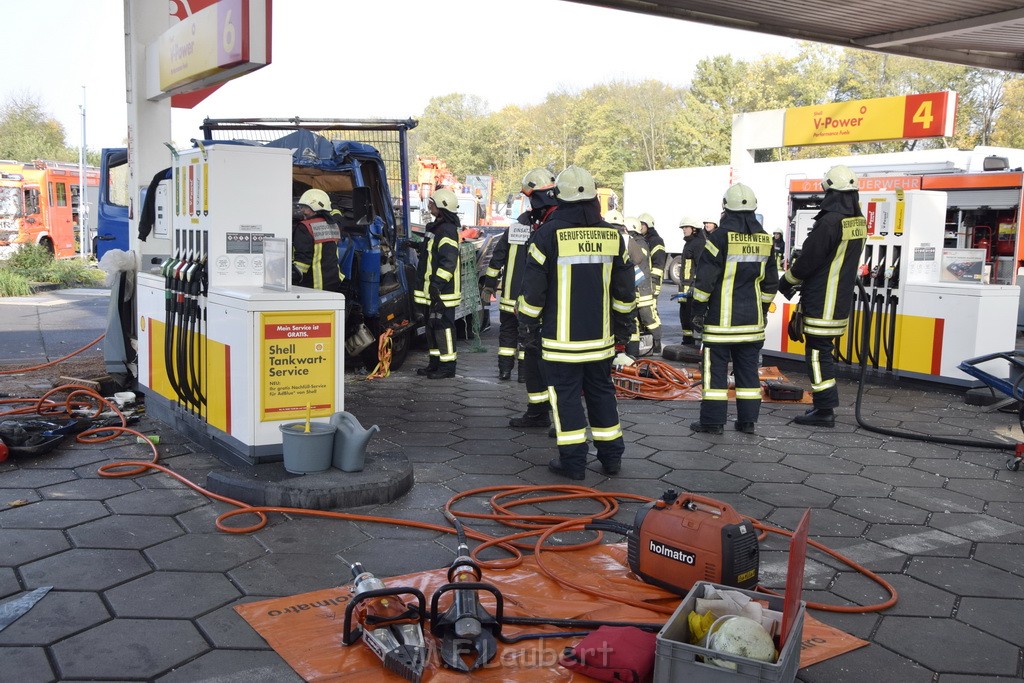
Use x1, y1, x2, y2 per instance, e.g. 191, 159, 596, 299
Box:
298, 189, 331, 212
522, 168, 556, 196
678, 215, 701, 229
823, 165, 859, 192
605, 210, 625, 225
723, 183, 757, 212
638, 212, 655, 228
555, 165, 597, 202
429, 188, 459, 212
624, 217, 642, 233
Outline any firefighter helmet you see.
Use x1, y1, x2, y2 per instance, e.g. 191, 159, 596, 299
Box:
624, 217, 642, 233
678, 215, 701, 229
555, 165, 597, 201
429, 188, 459, 212
638, 212, 655, 228
823, 165, 859, 192
522, 168, 556, 196
723, 183, 757, 211
298, 189, 331, 213
605, 209, 625, 225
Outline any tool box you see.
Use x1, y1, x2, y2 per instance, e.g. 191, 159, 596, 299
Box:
654, 581, 805, 683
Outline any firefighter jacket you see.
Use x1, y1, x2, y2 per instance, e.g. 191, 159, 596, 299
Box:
413, 212, 462, 309
517, 201, 636, 363
782, 191, 866, 337
625, 231, 653, 300
292, 210, 344, 293
482, 207, 556, 314
679, 229, 706, 296
644, 227, 667, 294
692, 210, 779, 345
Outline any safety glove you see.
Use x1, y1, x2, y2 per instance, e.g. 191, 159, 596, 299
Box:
480, 286, 495, 306
691, 315, 704, 336
778, 276, 798, 300
518, 322, 542, 354
429, 284, 445, 313
612, 345, 635, 371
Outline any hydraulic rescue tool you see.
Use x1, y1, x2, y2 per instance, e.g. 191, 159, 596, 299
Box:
621, 491, 759, 595
342, 562, 428, 683
429, 525, 501, 671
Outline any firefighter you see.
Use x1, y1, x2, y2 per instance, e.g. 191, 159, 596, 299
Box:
518, 165, 636, 480
624, 217, 659, 356
676, 215, 704, 346
637, 213, 665, 353
484, 168, 560, 428
481, 168, 557, 385
779, 165, 866, 427
691, 183, 778, 434
704, 216, 719, 234
292, 189, 344, 293
413, 188, 462, 379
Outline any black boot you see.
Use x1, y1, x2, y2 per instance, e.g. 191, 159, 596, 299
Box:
652, 339, 662, 354
734, 421, 757, 434
792, 407, 835, 427
416, 358, 439, 376
517, 364, 526, 383
498, 357, 513, 381
690, 421, 724, 435
548, 458, 585, 481
426, 362, 456, 379
509, 410, 550, 428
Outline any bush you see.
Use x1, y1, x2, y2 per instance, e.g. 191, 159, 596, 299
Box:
0, 268, 33, 297
0, 244, 105, 295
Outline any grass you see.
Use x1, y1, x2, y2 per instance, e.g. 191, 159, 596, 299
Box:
0, 245, 105, 297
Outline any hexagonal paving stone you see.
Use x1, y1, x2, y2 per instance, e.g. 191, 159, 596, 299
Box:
0, 566, 18, 598
891, 487, 984, 513
662, 469, 749, 494
253, 518, 367, 555
0, 500, 108, 529
928, 513, 1024, 544
867, 524, 970, 557
449, 439, 526, 456
795, 638, 933, 683
67, 514, 184, 550
833, 497, 929, 525
0, 489, 40, 511
0, 528, 70, 566
810, 536, 908, 573
1, 647, 54, 683
651, 450, 730, 471
945, 478, 1024, 503
636, 435, 711, 452
723, 461, 805, 483
859, 465, 946, 487
195, 596, 277, 649
156, 649, 300, 682
105, 571, 240, 618
804, 473, 893, 497
742, 482, 835, 508
0, 590, 111, 646
38, 477, 140, 500
778, 452, 861, 474
842, 573, 954, 617
974, 542, 1024, 575
104, 488, 208, 516
388, 431, 462, 447
51, 618, 208, 680
144, 533, 266, 571
909, 556, 1024, 598
0, 468, 78, 489
19, 548, 151, 591
957, 597, 1024, 645
446, 454, 530, 475
345, 537, 456, 576
229, 553, 354, 596
765, 508, 867, 537
705, 443, 785, 463
831, 446, 911, 467
874, 615, 1018, 676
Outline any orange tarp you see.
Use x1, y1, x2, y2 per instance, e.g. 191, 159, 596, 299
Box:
236, 544, 865, 682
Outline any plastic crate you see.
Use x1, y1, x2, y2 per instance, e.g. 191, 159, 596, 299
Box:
654, 581, 804, 683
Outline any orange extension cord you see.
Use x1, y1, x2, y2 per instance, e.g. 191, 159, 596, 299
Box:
365, 329, 393, 380
1, 339, 897, 615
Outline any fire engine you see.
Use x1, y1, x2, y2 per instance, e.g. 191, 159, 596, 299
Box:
0, 160, 99, 259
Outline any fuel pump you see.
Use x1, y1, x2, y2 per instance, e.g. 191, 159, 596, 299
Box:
765, 188, 1018, 385
135, 143, 347, 464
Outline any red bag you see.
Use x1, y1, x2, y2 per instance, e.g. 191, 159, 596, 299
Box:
558, 625, 658, 683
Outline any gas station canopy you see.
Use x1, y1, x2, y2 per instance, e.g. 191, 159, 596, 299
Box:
565, 1, 1024, 72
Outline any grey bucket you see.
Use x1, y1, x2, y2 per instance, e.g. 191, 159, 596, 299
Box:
279, 422, 336, 474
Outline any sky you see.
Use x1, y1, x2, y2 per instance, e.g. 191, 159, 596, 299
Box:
1, 0, 799, 152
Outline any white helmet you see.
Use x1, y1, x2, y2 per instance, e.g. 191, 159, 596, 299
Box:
522, 168, 556, 196
678, 215, 701, 229
624, 217, 642, 233
429, 188, 459, 212
723, 183, 757, 212
555, 165, 597, 202
298, 188, 331, 212
605, 209, 625, 225
638, 212, 655, 228
823, 165, 859, 192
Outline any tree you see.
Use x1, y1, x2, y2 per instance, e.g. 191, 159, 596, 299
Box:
0, 92, 81, 163
991, 77, 1024, 147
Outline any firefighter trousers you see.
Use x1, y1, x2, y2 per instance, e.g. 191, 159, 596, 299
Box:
637, 300, 661, 342
542, 357, 624, 473
497, 310, 518, 373
804, 334, 839, 408
699, 342, 763, 425
521, 345, 549, 416
678, 297, 696, 343
425, 306, 457, 366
